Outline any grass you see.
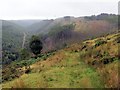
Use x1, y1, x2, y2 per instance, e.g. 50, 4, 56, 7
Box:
2, 51, 104, 88
2, 32, 119, 88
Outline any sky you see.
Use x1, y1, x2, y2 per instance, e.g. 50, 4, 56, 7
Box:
0, 0, 119, 20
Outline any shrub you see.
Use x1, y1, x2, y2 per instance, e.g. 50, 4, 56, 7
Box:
101, 57, 115, 65
81, 45, 87, 50
94, 39, 107, 47
92, 50, 102, 58
19, 48, 30, 60
2, 67, 20, 82
25, 68, 31, 74
114, 36, 120, 43
103, 51, 109, 57
91, 60, 99, 65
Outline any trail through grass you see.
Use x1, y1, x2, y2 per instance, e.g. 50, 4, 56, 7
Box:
2, 51, 104, 88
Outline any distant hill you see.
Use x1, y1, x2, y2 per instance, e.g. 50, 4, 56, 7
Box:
2, 13, 118, 64
26, 16, 80, 35
9, 20, 42, 27
4, 14, 118, 36
2, 20, 24, 50
39, 14, 118, 52
25, 14, 118, 35
26, 19, 54, 34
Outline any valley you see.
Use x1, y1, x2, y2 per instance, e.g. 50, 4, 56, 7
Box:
1, 13, 119, 88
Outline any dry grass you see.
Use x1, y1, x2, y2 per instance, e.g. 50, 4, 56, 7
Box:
97, 60, 119, 88
12, 79, 26, 88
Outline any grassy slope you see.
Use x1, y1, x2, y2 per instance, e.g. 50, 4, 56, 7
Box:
2, 32, 119, 88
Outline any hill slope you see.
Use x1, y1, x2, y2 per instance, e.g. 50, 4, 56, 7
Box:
2, 32, 119, 88
30, 14, 118, 52
2, 20, 25, 64
25, 14, 118, 36
9, 20, 42, 27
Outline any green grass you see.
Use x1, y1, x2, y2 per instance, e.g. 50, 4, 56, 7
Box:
2, 51, 104, 88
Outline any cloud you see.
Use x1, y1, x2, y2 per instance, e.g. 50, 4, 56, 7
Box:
0, 0, 118, 20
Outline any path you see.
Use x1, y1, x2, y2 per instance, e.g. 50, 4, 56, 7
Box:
22, 32, 26, 49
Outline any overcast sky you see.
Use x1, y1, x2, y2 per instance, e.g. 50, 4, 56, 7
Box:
0, 0, 119, 20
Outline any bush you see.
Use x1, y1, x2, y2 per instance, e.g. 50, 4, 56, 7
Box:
2, 67, 20, 82
25, 66, 31, 74
103, 51, 109, 57
81, 45, 87, 50
101, 57, 116, 64
92, 50, 102, 58
114, 36, 120, 43
19, 49, 30, 60
94, 39, 107, 47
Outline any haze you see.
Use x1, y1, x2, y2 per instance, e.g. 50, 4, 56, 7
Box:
0, 0, 118, 20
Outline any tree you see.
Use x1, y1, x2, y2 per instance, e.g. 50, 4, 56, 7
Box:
29, 35, 43, 56
20, 48, 29, 60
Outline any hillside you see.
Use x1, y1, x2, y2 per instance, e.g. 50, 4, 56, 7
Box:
25, 14, 118, 35
29, 14, 118, 52
26, 16, 76, 35
2, 14, 118, 65
9, 20, 42, 27
2, 32, 119, 88
2, 20, 25, 64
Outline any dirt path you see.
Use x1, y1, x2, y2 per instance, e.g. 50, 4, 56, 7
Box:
22, 32, 26, 49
